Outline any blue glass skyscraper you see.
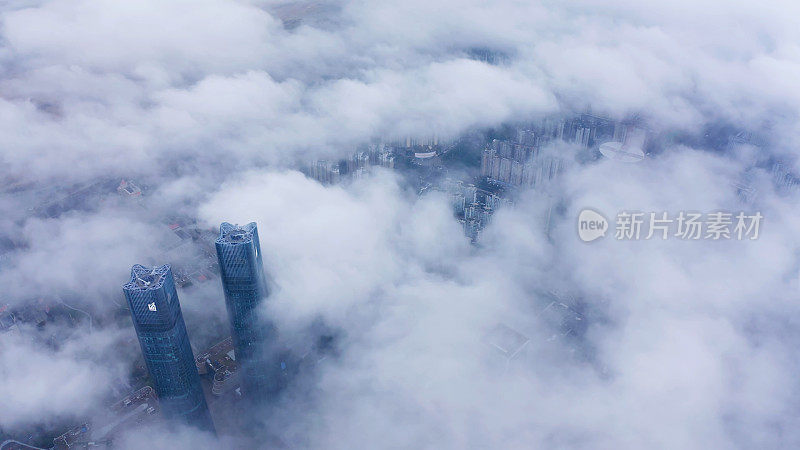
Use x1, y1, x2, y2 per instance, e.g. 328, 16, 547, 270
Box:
215, 222, 281, 401
123, 264, 215, 432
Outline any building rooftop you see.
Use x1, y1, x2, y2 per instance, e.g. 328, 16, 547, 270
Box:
195, 337, 240, 396
110, 386, 157, 413
483, 323, 530, 360
196, 336, 237, 374
216, 222, 257, 245
123, 265, 170, 291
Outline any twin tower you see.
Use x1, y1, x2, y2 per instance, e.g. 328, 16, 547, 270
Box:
122, 222, 273, 432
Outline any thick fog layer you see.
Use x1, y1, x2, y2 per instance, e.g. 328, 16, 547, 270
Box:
2, 1, 799, 449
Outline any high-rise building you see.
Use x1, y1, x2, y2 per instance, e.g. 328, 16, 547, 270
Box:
215, 222, 282, 401
122, 265, 215, 433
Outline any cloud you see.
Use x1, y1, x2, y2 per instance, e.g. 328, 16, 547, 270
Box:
0, 326, 127, 429
2, 0, 800, 448
2, 0, 796, 182
0, 208, 175, 307
188, 145, 800, 448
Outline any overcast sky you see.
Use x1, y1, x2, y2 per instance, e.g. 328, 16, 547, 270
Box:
2, 0, 800, 449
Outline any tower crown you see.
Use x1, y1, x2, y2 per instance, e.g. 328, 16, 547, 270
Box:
123, 264, 170, 291
217, 222, 258, 245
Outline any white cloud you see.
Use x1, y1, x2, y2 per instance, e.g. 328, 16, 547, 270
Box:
2, 0, 800, 447
0, 327, 126, 429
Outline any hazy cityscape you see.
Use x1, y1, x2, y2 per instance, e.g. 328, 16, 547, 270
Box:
2, 1, 800, 449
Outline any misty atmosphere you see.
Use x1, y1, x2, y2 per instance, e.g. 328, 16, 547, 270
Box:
2, 1, 800, 449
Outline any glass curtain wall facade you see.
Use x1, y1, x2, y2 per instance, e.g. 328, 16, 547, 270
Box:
123, 264, 215, 432
215, 222, 280, 401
